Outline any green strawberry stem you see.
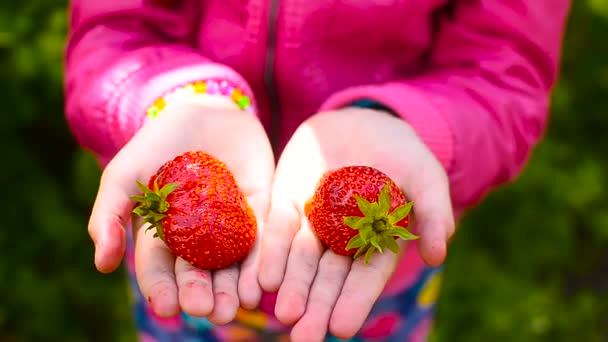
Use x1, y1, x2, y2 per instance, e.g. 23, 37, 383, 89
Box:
344, 183, 418, 264
130, 179, 179, 241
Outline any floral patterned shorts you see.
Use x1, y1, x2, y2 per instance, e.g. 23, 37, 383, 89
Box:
124, 227, 442, 342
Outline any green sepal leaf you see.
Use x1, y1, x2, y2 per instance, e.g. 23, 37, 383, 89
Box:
158, 201, 169, 213
152, 212, 167, 223
132, 207, 149, 217
160, 182, 179, 197
144, 193, 161, 202
156, 229, 164, 240
378, 184, 391, 217
383, 235, 400, 254
131, 178, 179, 243
360, 225, 374, 242
344, 216, 360, 229
144, 222, 165, 241
354, 195, 377, 217
370, 236, 383, 254
136, 180, 150, 194
364, 246, 376, 264
370, 202, 379, 216
130, 195, 148, 203
151, 229, 162, 240
347, 185, 417, 265
344, 216, 373, 230
153, 179, 160, 194
353, 245, 369, 260
387, 227, 419, 241
388, 202, 413, 225
346, 234, 365, 250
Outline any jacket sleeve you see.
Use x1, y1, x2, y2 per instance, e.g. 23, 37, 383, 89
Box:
320, 0, 571, 209
64, 0, 255, 164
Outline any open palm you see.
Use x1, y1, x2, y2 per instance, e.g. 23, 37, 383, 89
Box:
258, 108, 455, 341
88, 97, 274, 324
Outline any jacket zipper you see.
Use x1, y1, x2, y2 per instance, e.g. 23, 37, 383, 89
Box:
264, 0, 280, 156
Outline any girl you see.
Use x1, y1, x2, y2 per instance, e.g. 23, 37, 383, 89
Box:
64, 0, 570, 341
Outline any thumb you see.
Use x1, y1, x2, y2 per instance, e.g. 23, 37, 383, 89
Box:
88, 158, 139, 273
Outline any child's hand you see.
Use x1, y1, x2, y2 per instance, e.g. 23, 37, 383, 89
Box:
88, 95, 274, 323
258, 108, 455, 341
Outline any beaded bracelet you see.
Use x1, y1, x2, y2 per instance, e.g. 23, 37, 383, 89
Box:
146, 79, 253, 118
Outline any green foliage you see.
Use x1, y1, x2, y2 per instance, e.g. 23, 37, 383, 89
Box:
0, 0, 605, 341
0, 1, 134, 341
431, 2, 608, 341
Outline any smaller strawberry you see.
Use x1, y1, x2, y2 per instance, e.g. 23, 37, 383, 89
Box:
304, 166, 418, 263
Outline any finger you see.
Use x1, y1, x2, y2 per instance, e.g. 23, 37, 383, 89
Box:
89, 212, 127, 273
401, 159, 455, 267
208, 265, 240, 325
290, 251, 351, 342
274, 217, 324, 325
89, 161, 140, 273
238, 237, 262, 310
329, 244, 402, 339
135, 224, 179, 318
175, 257, 213, 317
258, 200, 301, 292
238, 192, 271, 310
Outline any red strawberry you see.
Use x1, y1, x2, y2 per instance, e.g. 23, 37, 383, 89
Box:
131, 151, 256, 270
304, 166, 418, 263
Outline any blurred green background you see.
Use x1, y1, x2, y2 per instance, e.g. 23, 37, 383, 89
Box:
0, 0, 606, 341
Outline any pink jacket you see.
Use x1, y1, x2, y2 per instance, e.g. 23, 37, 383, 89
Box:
64, 0, 570, 212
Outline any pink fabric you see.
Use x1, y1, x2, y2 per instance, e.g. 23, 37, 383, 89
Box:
64, 0, 570, 209
63, 0, 570, 334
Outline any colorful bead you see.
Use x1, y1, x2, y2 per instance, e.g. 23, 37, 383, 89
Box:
194, 81, 207, 93
145, 80, 252, 118
153, 97, 166, 111
206, 80, 219, 94
147, 106, 159, 118
231, 88, 243, 101
237, 95, 251, 109
219, 80, 233, 95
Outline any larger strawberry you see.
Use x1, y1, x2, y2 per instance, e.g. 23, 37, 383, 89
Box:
131, 151, 256, 270
304, 166, 418, 263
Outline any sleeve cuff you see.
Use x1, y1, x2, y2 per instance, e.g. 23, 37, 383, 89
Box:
319, 83, 455, 171
105, 47, 257, 154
